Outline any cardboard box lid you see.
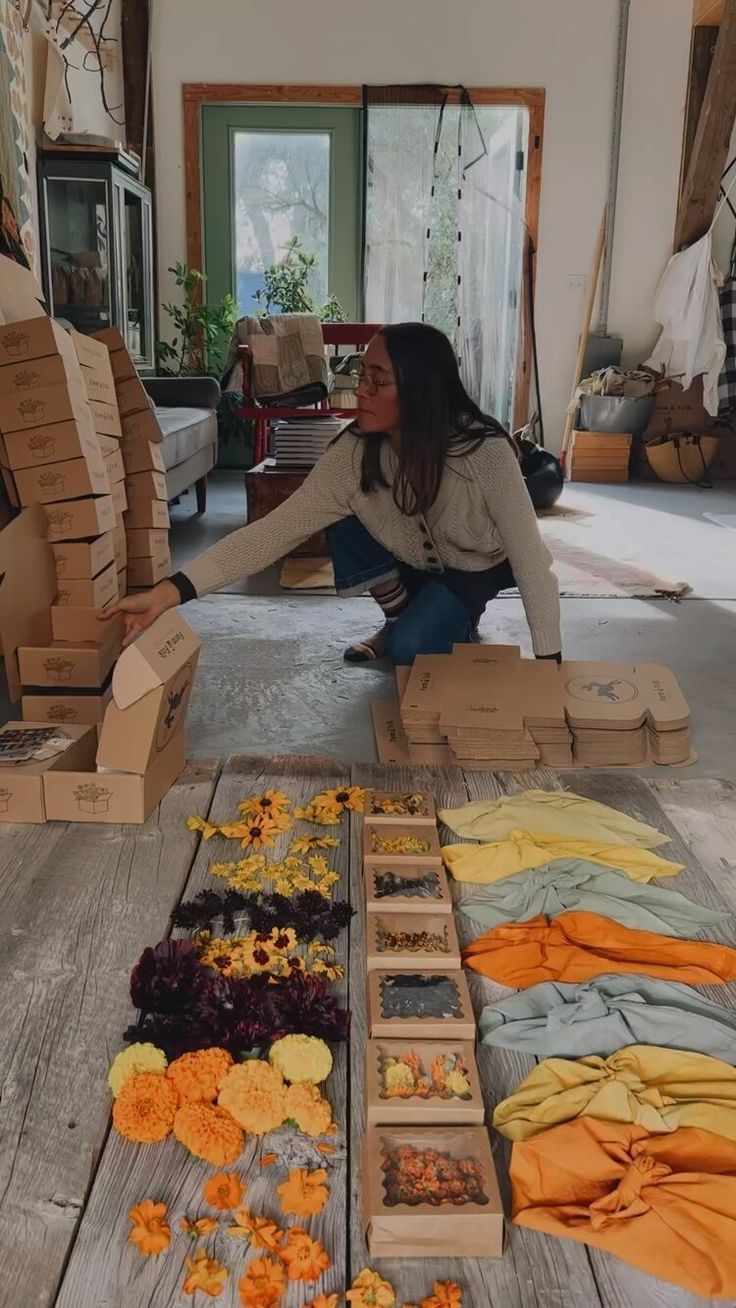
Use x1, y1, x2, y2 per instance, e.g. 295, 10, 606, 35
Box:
110, 612, 199, 709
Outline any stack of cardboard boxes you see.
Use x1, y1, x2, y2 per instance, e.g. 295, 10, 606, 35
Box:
93, 328, 171, 588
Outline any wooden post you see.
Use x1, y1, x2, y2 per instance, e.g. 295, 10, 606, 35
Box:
680, 25, 719, 192
559, 210, 607, 471
674, 0, 736, 250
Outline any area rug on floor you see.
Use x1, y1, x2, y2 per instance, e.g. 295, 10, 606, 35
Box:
280, 544, 690, 600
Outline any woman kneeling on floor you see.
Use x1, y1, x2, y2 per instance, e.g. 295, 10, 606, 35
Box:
107, 323, 561, 665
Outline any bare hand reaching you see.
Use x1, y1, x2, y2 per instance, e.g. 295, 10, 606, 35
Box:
100, 579, 181, 647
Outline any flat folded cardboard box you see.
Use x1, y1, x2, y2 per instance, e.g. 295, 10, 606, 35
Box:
127, 551, 172, 588
363, 1125, 503, 1258
89, 398, 123, 438
54, 560, 119, 609
51, 530, 115, 580
365, 822, 443, 866
0, 348, 84, 398
123, 497, 170, 530
365, 1039, 485, 1125
21, 683, 113, 726
0, 722, 97, 823
110, 478, 128, 516
364, 789, 437, 825
120, 407, 163, 445
0, 379, 91, 434
366, 911, 461, 971
14, 447, 110, 506
122, 439, 166, 476
45, 494, 115, 542
115, 375, 152, 418
365, 860, 453, 914
125, 468, 167, 502
368, 969, 476, 1040
0, 316, 72, 368
103, 446, 125, 484
1, 416, 101, 470
125, 527, 170, 559
44, 731, 186, 824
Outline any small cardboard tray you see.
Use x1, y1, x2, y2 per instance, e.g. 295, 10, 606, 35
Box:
365, 822, 443, 865
366, 912, 461, 971
364, 788, 437, 824
0, 722, 97, 823
364, 860, 452, 914
368, 969, 476, 1040
365, 1038, 485, 1125
363, 1125, 503, 1258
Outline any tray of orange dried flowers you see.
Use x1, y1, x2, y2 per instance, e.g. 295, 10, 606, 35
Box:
364, 789, 437, 825
366, 1039, 485, 1125
364, 859, 453, 914
363, 1125, 504, 1257
364, 822, 443, 867
366, 911, 461, 971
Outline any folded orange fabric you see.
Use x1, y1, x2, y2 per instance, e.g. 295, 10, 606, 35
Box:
511, 1118, 736, 1298
461, 910, 736, 989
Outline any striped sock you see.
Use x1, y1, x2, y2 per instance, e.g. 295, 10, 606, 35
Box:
372, 579, 410, 625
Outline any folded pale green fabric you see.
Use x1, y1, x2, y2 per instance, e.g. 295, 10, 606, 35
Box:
479, 973, 736, 1063
439, 789, 668, 848
458, 858, 725, 937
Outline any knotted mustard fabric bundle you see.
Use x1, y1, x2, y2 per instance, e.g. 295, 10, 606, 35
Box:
442, 831, 683, 886
439, 789, 668, 848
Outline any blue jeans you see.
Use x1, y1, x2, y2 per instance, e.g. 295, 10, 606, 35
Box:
326, 515, 478, 664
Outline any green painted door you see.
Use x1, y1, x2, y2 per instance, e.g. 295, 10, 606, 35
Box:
202, 104, 362, 320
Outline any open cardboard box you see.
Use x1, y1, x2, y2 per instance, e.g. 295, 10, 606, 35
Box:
365, 1039, 485, 1125
363, 1125, 503, 1258
364, 788, 437, 825
54, 561, 119, 610
365, 860, 453, 914
44, 611, 200, 824
367, 911, 461, 971
0, 722, 97, 823
365, 822, 443, 866
368, 969, 476, 1040
51, 531, 115, 581
22, 682, 113, 726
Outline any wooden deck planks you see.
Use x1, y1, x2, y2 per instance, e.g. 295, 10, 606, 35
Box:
0, 758, 220, 1308
56, 755, 350, 1308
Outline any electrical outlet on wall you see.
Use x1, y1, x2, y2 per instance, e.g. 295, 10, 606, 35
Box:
565, 274, 587, 293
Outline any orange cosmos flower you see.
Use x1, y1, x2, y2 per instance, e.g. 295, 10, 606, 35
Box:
277, 1167, 329, 1217
113, 1072, 178, 1143
238, 1256, 286, 1306
421, 1285, 463, 1308
279, 1226, 330, 1282
180, 1216, 218, 1239
167, 1048, 233, 1103
203, 1170, 245, 1210
307, 1296, 339, 1308
227, 1206, 284, 1252
183, 1247, 229, 1297
127, 1199, 171, 1256
173, 1101, 244, 1166
347, 1267, 396, 1307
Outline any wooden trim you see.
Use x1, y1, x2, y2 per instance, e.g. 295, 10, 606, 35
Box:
694, 0, 724, 25
183, 83, 545, 423
675, 0, 736, 249
680, 25, 719, 193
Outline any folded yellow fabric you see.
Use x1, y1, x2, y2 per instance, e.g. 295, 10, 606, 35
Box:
494, 1043, 736, 1142
442, 830, 684, 885
439, 789, 668, 848
510, 1119, 736, 1299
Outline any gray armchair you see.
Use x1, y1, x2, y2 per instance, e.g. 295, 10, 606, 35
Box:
142, 376, 221, 513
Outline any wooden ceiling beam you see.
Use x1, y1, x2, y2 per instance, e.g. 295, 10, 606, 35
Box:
693, 0, 724, 26
675, 0, 736, 248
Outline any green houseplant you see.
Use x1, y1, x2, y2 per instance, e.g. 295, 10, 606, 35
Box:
156, 263, 237, 377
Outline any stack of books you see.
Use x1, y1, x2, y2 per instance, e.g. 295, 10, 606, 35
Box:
271, 416, 353, 468
568, 430, 632, 483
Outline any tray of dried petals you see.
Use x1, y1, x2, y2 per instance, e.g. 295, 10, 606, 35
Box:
363, 1126, 503, 1257
366, 912, 461, 971
365, 1039, 485, 1125
368, 969, 476, 1040
364, 823, 443, 867
364, 860, 453, 914
364, 790, 437, 825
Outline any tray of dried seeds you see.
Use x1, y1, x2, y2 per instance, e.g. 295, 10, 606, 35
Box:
364, 860, 453, 914
364, 822, 443, 866
365, 1038, 485, 1125
366, 911, 461, 970
368, 968, 476, 1040
364, 789, 437, 824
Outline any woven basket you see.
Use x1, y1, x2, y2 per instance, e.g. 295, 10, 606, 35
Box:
644, 433, 718, 486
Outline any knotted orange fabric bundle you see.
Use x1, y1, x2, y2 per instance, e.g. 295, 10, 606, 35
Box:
461, 910, 736, 989
510, 1118, 736, 1298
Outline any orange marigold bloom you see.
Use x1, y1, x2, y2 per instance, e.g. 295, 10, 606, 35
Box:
166, 1048, 233, 1103
183, 1247, 229, 1297
277, 1167, 329, 1217
279, 1226, 330, 1282
203, 1170, 245, 1210
218, 1061, 288, 1134
227, 1205, 284, 1252
307, 1296, 339, 1308
113, 1072, 178, 1143
347, 1268, 396, 1307
173, 1101, 244, 1166
420, 1285, 462, 1308
128, 1199, 171, 1256
238, 1255, 286, 1306
180, 1216, 218, 1239
283, 1082, 333, 1138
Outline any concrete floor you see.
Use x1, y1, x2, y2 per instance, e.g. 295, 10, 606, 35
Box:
169, 472, 736, 778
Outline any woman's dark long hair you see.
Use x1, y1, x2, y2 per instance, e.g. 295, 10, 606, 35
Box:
360, 322, 515, 515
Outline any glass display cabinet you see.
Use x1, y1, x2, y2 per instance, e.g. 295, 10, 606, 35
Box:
37, 151, 155, 371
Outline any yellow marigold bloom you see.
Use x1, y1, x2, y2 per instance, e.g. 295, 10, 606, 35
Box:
108, 1043, 167, 1098
218, 1061, 288, 1134
269, 1034, 333, 1085
284, 1081, 333, 1137
112, 1072, 177, 1143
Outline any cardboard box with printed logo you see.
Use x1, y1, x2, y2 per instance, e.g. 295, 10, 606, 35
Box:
127, 549, 172, 588
97, 433, 119, 459
121, 407, 163, 445
125, 528, 170, 559
125, 468, 168, 502
122, 439, 166, 476
44, 611, 200, 824
0, 347, 84, 398
0, 380, 91, 434
13, 446, 111, 506
111, 478, 128, 516
21, 684, 113, 727
124, 497, 170, 530
51, 531, 115, 581
0, 417, 101, 470
45, 494, 115, 542
103, 446, 125, 485
70, 335, 117, 406
18, 620, 121, 689
0, 722, 97, 823
54, 560, 119, 609
89, 398, 123, 439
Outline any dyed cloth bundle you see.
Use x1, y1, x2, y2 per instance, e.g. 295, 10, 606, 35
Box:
439, 790, 668, 848
461, 911, 736, 989
479, 974, 736, 1063
442, 832, 683, 886
493, 1044, 736, 1142
457, 859, 724, 937
510, 1119, 736, 1298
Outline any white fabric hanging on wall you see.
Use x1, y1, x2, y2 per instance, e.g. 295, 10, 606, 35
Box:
645, 230, 725, 416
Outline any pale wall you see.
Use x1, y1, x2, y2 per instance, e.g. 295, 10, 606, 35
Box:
151, 0, 693, 449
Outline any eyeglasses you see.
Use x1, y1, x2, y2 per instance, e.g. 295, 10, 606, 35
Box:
348, 367, 396, 396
